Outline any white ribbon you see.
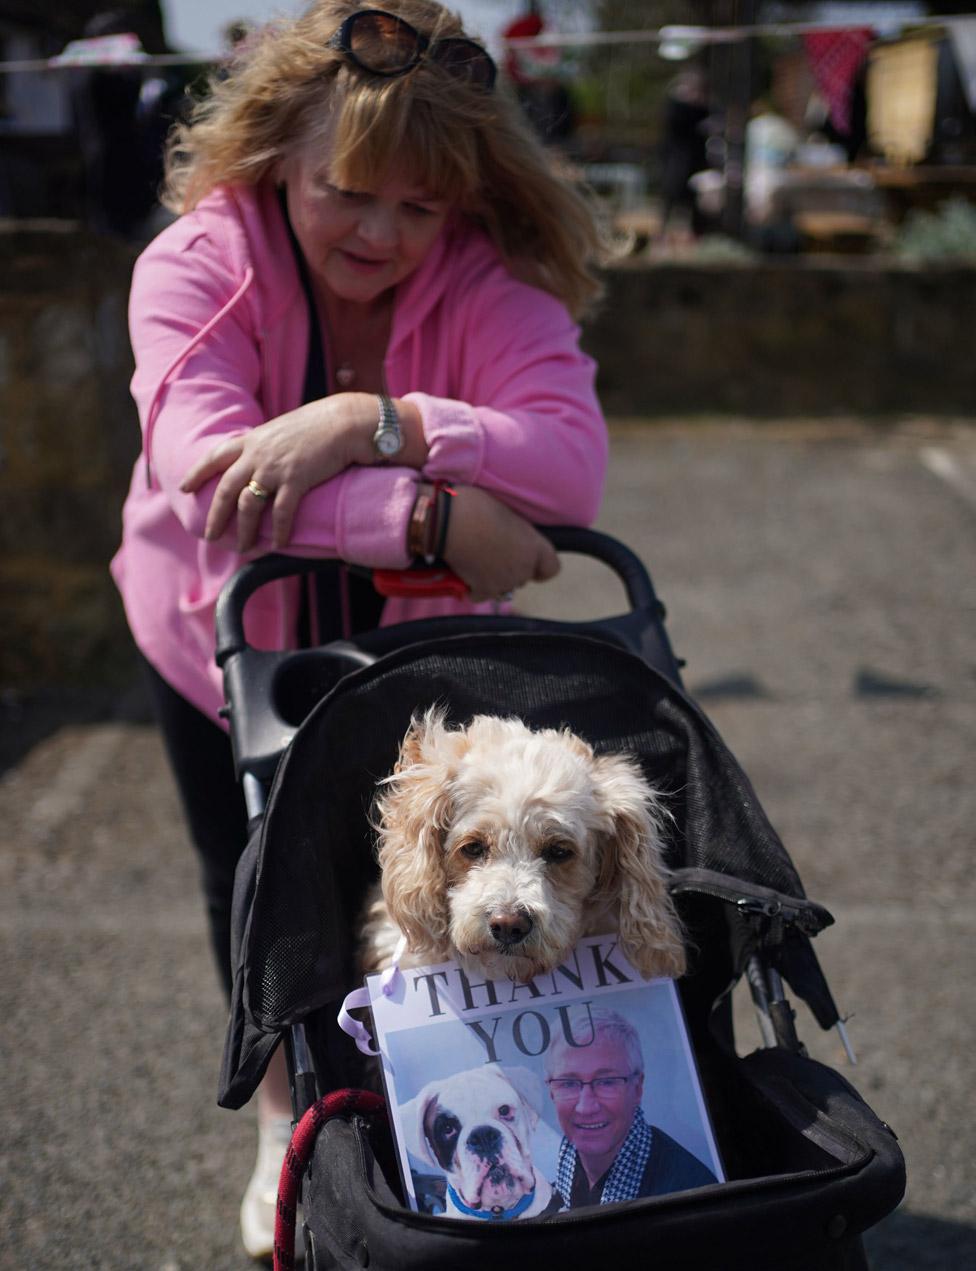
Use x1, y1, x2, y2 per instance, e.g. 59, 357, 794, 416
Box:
337, 934, 408, 1056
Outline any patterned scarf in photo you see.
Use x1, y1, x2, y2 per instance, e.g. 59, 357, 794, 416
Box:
556, 1107, 654, 1206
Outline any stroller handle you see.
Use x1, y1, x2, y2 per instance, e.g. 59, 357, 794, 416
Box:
215, 528, 680, 780
215, 526, 660, 662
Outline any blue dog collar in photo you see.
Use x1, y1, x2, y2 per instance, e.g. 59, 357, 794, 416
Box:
446, 1183, 537, 1221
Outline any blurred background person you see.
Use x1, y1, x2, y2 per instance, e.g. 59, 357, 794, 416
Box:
659, 64, 711, 241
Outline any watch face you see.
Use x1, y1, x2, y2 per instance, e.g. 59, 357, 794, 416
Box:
376, 428, 402, 457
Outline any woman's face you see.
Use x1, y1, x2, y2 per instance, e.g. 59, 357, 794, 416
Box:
278, 139, 451, 307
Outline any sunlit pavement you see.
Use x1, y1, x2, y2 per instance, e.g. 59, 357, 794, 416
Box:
2, 416, 973, 1268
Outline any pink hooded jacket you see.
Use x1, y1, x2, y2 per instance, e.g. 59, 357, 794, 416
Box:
111, 182, 608, 723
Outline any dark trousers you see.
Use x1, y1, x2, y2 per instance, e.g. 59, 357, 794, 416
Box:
141, 656, 247, 999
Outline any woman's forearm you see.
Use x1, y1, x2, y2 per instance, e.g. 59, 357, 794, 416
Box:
177, 392, 429, 550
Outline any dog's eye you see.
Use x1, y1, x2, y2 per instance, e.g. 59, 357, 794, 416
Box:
460, 840, 488, 860
433, 1112, 460, 1144
541, 842, 573, 864
498, 1104, 514, 1120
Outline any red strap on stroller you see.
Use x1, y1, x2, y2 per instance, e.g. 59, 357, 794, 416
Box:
371, 566, 469, 599
274, 1089, 386, 1271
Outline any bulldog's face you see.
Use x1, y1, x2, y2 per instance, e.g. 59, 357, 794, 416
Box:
404, 1064, 542, 1215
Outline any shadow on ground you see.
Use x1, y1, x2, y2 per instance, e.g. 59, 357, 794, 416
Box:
0, 674, 151, 776
865, 1209, 976, 1268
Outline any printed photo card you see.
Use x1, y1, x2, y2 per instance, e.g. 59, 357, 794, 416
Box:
361, 933, 724, 1220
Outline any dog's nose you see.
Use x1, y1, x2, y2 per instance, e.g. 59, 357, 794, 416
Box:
489, 910, 534, 946
467, 1124, 503, 1159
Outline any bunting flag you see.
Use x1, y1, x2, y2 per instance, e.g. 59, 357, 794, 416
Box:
502, 14, 561, 85
50, 33, 147, 67
802, 27, 873, 135
946, 18, 976, 112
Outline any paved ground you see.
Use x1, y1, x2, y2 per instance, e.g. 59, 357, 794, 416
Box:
1, 416, 974, 1269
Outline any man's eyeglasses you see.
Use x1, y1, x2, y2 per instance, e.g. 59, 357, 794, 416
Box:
329, 9, 497, 92
547, 1073, 639, 1102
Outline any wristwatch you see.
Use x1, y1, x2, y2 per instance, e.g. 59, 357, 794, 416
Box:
372, 393, 404, 461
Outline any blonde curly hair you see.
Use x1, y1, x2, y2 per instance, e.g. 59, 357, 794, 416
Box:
163, 0, 604, 317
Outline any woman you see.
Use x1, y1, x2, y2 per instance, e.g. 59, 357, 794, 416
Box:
111, 2, 609, 1257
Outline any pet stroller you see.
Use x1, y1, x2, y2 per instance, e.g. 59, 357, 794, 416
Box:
216, 529, 905, 1271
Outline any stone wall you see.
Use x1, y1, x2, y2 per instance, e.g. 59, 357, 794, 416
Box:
2, 224, 974, 690
0, 223, 139, 690
585, 258, 976, 417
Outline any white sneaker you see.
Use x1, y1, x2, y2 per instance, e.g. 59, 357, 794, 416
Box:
240, 1116, 304, 1263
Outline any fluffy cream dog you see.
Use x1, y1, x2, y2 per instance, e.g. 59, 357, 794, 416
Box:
360, 709, 686, 982
402, 1064, 560, 1219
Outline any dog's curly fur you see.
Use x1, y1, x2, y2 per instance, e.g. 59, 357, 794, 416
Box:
360, 709, 686, 982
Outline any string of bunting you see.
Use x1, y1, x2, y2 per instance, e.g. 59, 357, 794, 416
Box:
505, 12, 976, 48
1, 14, 974, 73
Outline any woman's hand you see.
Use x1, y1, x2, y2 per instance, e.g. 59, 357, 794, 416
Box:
179, 394, 426, 552
443, 486, 560, 603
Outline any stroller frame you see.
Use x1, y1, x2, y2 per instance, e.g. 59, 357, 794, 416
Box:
215, 529, 904, 1270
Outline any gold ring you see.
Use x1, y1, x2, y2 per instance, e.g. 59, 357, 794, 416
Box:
246, 479, 271, 501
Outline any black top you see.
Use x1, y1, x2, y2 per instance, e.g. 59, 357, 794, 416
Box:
568, 1127, 717, 1208
275, 185, 385, 642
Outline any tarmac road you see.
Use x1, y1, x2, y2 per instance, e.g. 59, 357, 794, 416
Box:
1, 416, 974, 1269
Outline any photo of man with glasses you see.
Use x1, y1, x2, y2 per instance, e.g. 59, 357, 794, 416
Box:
544, 1007, 718, 1208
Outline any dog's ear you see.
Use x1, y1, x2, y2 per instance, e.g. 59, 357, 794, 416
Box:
592, 754, 687, 980
493, 1064, 543, 1128
400, 1085, 439, 1167
373, 708, 461, 959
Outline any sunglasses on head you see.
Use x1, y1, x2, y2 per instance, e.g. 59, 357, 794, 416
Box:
329, 8, 497, 91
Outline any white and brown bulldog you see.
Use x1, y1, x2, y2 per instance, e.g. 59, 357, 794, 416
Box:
401, 1063, 561, 1220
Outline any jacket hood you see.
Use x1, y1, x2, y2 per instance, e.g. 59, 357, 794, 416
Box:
137, 181, 503, 483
